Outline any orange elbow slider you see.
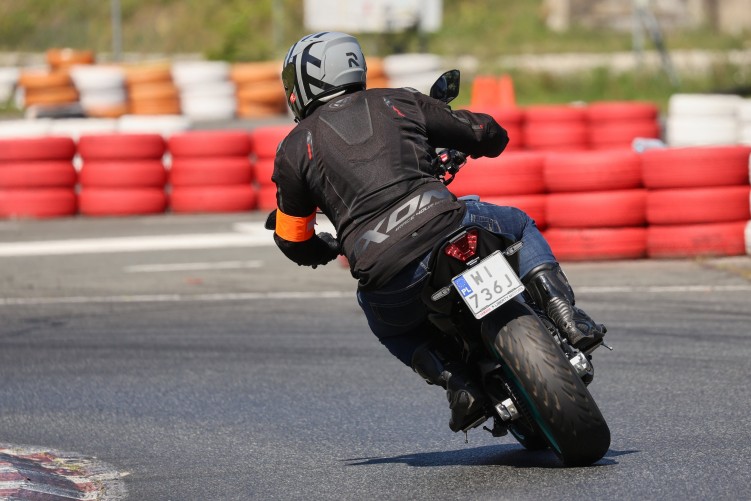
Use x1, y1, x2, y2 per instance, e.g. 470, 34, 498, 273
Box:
275, 210, 316, 242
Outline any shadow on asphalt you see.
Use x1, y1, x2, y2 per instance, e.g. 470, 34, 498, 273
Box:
343, 445, 638, 468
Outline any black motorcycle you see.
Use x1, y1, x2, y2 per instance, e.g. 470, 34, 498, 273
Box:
266, 70, 611, 466
422, 70, 611, 466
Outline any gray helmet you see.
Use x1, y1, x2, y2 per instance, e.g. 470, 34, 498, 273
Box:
282, 32, 367, 121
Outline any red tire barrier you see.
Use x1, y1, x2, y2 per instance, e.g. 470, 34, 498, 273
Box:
0, 137, 76, 162
0, 161, 77, 188
482, 194, 547, 230
168, 130, 253, 158
647, 221, 747, 258
640, 146, 751, 189
77, 134, 167, 160
169, 157, 254, 186
588, 121, 661, 150
523, 122, 588, 152
256, 184, 278, 211
544, 150, 642, 193
250, 125, 294, 159
79, 160, 167, 188
647, 186, 751, 225
78, 188, 167, 216
546, 189, 647, 228
585, 101, 658, 122
0, 189, 77, 218
448, 152, 546, 197
170, 185, 257, 213
254, 158, 275, 186
525, 105, 587, 123
544, 227, 647, 261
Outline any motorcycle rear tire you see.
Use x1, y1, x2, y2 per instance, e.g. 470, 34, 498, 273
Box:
481, 300, 611, 466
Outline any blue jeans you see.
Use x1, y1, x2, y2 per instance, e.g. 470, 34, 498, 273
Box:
356, 200, 556, 366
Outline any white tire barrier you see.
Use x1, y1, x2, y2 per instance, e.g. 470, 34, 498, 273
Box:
0, 67, 19, 103
69, 65, 127, 118
171, 61, 236, 121
666, 93, 743, 146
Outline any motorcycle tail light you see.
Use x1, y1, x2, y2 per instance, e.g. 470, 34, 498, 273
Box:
444, 229, 478, 262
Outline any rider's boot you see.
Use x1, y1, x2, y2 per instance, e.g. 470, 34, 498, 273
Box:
411, 342, 487, 432
523, 263, 606, 352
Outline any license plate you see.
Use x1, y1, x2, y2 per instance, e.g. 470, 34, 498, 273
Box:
451, 251, 525, 319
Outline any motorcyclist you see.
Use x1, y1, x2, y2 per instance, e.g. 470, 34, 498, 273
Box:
270, 32, 605, 433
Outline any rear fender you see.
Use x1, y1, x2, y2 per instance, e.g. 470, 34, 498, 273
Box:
421, 226, 521, 316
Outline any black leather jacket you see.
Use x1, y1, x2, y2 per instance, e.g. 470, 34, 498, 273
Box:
272, 87, 508, 290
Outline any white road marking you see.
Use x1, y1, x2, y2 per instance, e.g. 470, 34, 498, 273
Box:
124, 260, 263, 273
0, 230, 273, 257
578, 284, 751, 293
1, 284, 749, 307
0, 220, 339, 257
0, 290, 352, 306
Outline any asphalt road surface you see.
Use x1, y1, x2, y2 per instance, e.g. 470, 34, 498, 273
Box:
1, 214, 750, 500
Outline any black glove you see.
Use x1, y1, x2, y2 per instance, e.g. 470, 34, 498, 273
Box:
264, 209, 277, 230
311, 232, 340, 269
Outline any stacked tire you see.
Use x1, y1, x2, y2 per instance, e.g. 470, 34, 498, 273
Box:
0, 136, 78, 218
666, 94, 741, 147
77, 134, 168, 216
448, 152, 547, 229
46, 48, 95, 71
171, 61, 236, 121
737, 100, 751, 147
0, 67, 20, 104
365, 58, 388, 89
642, 145, 751, 258
543, 149, 647, 261
586, 101, 661, 150
250, 125, 293, 210
17, 69, 78, 110
523, 105, 588, 152
69, 65, 128, 118
124, 62, 181, 116
167, 130, 256, 213
231, 62, 286, 119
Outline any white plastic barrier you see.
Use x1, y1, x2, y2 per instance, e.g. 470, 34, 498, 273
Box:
48, 118, 119, 140
383, 53, 443, 94
0, 118, 52, 138
117, 114, 192, 136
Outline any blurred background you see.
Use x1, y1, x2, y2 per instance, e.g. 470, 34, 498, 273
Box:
0, 0, 749, 114
1, 0, 750, 257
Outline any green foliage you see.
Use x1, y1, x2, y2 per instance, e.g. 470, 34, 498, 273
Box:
0, 0, 748, 110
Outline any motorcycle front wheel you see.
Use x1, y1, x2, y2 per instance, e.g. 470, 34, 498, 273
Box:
481, 300, 611, 466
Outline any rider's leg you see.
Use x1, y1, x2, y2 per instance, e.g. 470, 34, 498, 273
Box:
522, 263, 606, 352
461, 201, 605, 350
411, 340, 487, 432
356, 253, 487, 432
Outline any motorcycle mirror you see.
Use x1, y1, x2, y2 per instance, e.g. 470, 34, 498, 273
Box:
429, 70, 460, 104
